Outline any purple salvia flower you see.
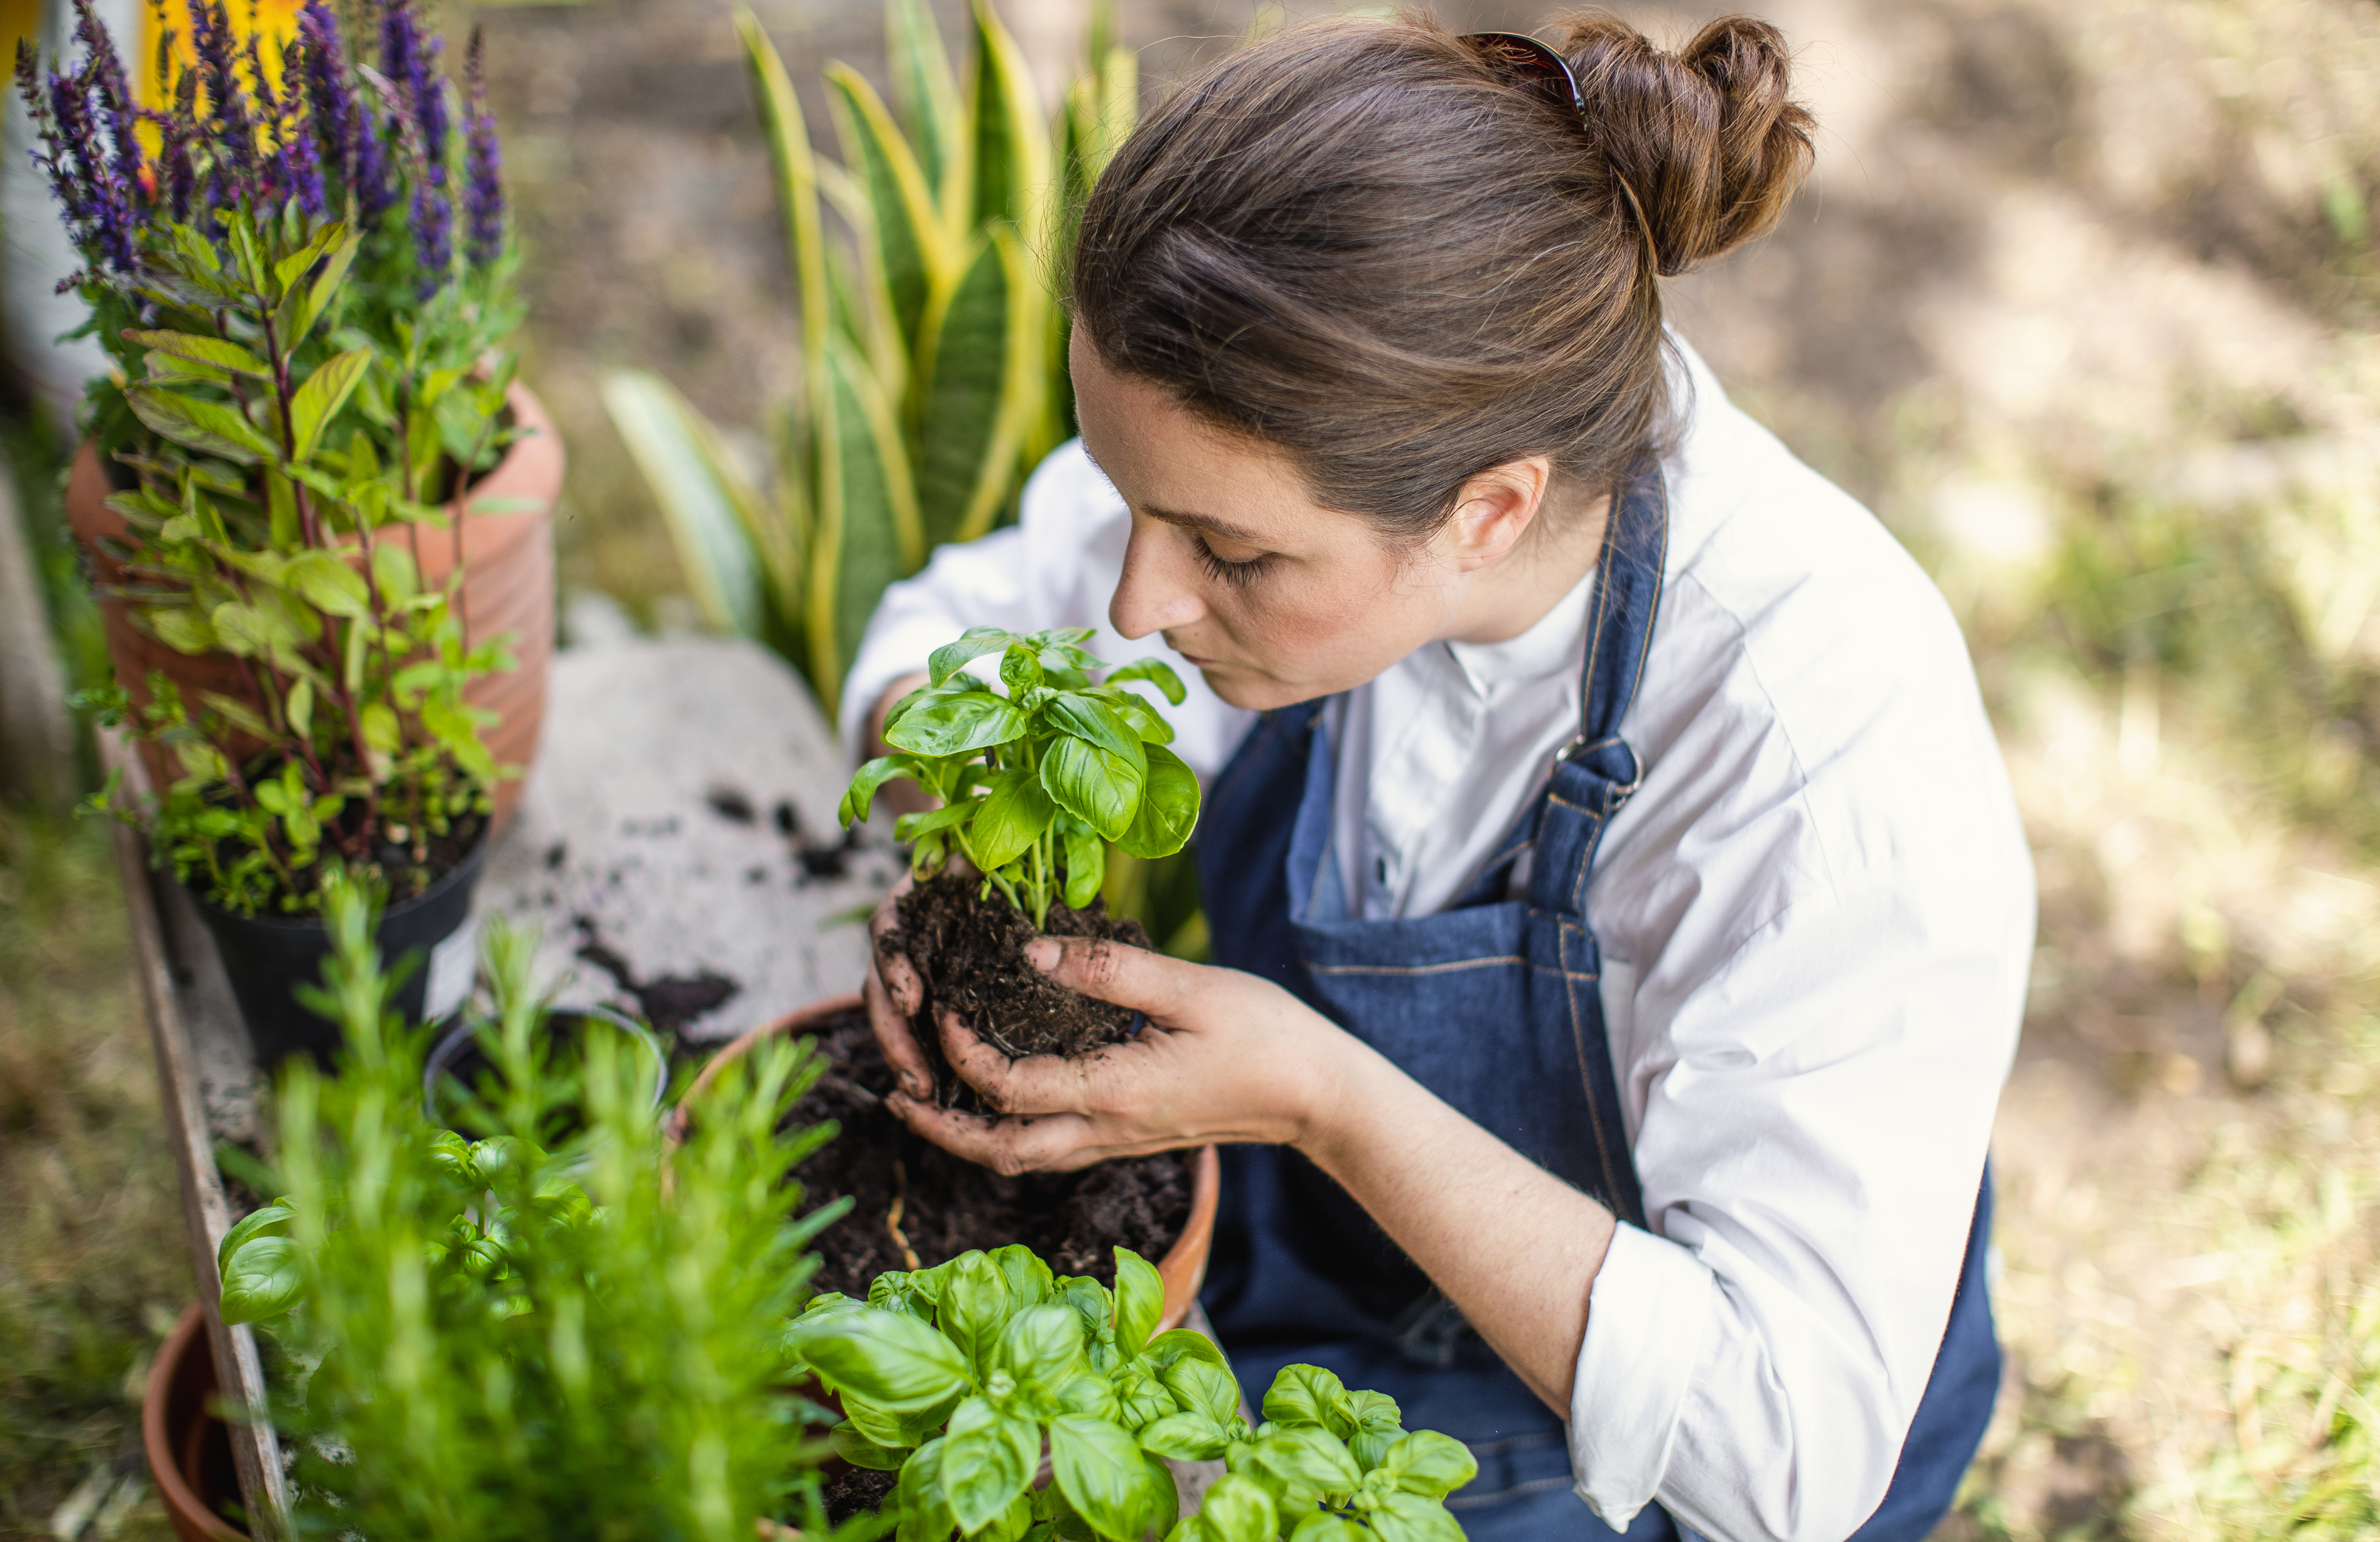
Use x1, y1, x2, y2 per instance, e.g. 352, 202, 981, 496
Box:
380, 0, 447, 169
187, 0, 253, 191
297, 1, 355, 185
410, 177, 451, 294
352, 97, 396, 221
279, 42, 325, 217
71, 0, 140, 191
49, 68, 135, 271
462, 28, 501, 265
158, 112, 195, 220
18, 43, 87, 233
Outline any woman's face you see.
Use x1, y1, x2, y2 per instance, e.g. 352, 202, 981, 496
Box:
1072, 335, 1509, 712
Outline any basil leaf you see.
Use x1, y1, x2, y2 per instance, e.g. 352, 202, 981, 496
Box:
783, 1303, 973, 1413
1115, 744, 1200, 860
941, 1250, 1015, 1378
842, 754, 925, 827
999, 1302, 1086, 1389
970, 769, 1058, 871
1055, 1370, 1122, 1422
216, 1197, 296, 1278
1375, 1430, 1477, 1499
1112, 1247, 1164, 1359
1055, 1275, 1114, 1339
218, 1235, 307, 1324
1093, 687, 1177, 745
1345, 1390, 1406, 1472
1106, 657, 1188, 705
1191, 1473, 1277, 1542
1136, 1410, 1229, 1461
1141, 1329, 1229, 1375
991, 1243, 1057, 1308
1050, 1415, 1155, 1542
831, 1421, 912, 1470
1160, 1357, 1239, 1428
1043, 693, 1148, 772
1365, 1488, 1465, 1542
1001, 641, 1044, 695
886, 688, 1030, 757
1236, 1427, 1361, 1507
931, 626, 1020, 687
1114, 1363, 1178, 1429
1062, 824, 1105, 910
897, 1436, 956, 1542
1287, 1514, 1373, 1542
869, 1271, 937, 1320
1139, 1453, 1180, 1541
942, 1395, 1039, 1535
1263, 1363, 1355, 1438
1040, 735, 1143, 842
896, 803, 974, 844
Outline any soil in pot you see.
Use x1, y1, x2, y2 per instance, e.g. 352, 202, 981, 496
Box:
882, 872, 1151, 1108
823, 1468, 899, 1523
792, 1007, 1193, 1298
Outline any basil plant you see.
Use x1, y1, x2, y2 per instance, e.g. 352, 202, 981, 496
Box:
785, 1246, 1478, 1542
838, 627, 1201, 927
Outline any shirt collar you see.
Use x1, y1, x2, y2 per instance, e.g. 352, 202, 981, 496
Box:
1443, 564, 1599, 697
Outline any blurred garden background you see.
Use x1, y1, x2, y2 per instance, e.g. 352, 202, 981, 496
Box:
4, 0, 2378, 1535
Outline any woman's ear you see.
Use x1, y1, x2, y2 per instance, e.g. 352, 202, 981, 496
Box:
1444, 455, 1554, 571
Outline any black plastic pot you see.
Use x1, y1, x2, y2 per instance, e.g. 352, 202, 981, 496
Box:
192, 834, 489, 1068
423, 1003, 667, 1141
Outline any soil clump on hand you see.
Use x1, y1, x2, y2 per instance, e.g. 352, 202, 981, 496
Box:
881, 871, 1151, 1108
789, 1008, 1193, 1300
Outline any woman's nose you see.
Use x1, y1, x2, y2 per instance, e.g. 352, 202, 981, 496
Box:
1110, 520, 1207, 640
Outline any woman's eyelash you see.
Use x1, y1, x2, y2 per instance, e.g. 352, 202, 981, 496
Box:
1194, 534, 1273, 587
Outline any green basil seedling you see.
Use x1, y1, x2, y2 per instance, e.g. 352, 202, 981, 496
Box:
840, 627, 1201, 927
783, 1243, 1478, 1541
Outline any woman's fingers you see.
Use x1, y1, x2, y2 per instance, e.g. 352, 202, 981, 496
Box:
885, 1094, 1112, 1175
1023, 935, 1200, 1020
867, 887, 923, 1016
863, 969, 935, 1100
935, 1006, 1103, 1116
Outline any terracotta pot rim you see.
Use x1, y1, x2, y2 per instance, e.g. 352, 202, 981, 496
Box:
143, 1303, 250, 1542
674, 994, 1223, 1328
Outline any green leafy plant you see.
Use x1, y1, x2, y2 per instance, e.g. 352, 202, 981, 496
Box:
30, 0, 529, 915
219, 875, 852, 1538
600, 0, 1137, 719
788, 1246, 1476, 1542
837, 626, 1198, 927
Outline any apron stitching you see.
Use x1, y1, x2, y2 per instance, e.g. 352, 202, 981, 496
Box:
1562, 916, 1631, 1220
1307, 956, 1529, 976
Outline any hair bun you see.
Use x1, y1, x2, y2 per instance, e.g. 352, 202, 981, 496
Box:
1560, 9, 1815, 275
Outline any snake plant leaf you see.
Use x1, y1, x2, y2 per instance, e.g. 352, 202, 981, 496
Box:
739, 9, 832, 432
828, 63, 950, 360
966, 0, 1050, 240
917, 228, 1039, 546
886, 0, 962, 203
811, 333, 925, 714
599, 369, 770, 640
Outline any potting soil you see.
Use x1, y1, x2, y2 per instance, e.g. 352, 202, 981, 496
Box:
789, 1008, 1194, 1299
883, 873, 1152, 1109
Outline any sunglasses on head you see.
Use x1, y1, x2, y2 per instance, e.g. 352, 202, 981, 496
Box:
1461, 31, 1586, 118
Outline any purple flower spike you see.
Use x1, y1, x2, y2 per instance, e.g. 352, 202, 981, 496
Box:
71, 0, 140, 190
297, 1, 355, 183
410, 177, 451, 293
48, 67, 135, 271
279, 43, 325, 217
188, 0, 253, 191
462, 28, 501, 265
352, 98, 396, 222
380, 0, 447, 168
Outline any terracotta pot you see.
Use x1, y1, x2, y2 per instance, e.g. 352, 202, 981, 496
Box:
674, 992, 1223, 1331
69, 383, 563, 827
143, 1304, 250, 1542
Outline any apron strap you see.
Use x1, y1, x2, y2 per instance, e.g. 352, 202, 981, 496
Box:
1526, 458, 1670, 917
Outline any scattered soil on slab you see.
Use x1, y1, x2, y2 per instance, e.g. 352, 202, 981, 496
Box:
881, 872, 1150, 1106
823, 1467, 898, 1523
790, 1008, 1193, 1300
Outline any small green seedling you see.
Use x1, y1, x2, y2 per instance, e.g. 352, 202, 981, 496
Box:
839, 627, 1201, 927
786, 1244, 1478, 1542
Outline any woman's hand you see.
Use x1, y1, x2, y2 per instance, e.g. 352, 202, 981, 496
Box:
882, 935, 1355, 1173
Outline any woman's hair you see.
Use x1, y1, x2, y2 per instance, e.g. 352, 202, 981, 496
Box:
1070, 9, 1815, 540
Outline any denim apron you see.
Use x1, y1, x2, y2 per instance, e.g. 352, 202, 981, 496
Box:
1195, 463, 2002, 1540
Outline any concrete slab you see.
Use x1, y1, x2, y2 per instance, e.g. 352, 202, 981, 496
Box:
476, 632, 901, 1043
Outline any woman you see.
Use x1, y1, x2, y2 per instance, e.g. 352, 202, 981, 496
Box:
840, 14, 2033, 1542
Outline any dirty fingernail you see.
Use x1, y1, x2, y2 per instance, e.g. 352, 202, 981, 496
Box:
1025, 938, 1061, 971
902, 1074, 929, 1098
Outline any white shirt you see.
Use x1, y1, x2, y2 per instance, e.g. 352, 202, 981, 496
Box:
841, 340, 2035, 1542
